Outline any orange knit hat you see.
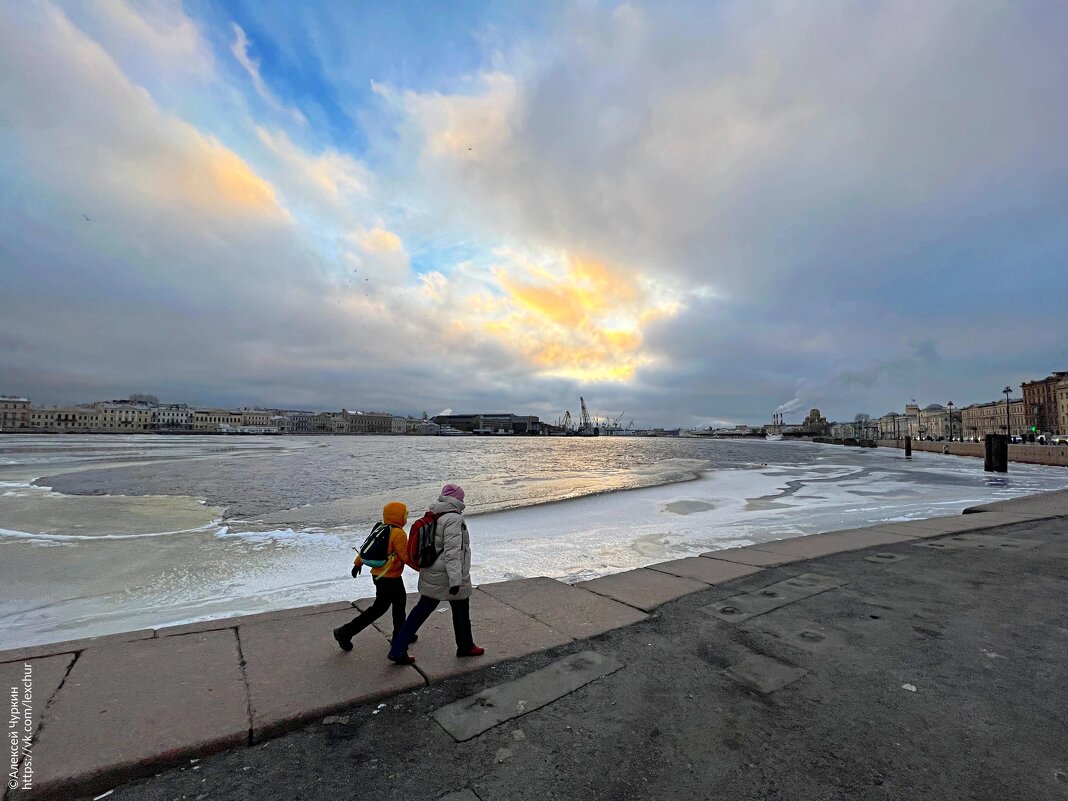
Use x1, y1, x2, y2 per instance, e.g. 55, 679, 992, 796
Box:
383, 502, 408, 527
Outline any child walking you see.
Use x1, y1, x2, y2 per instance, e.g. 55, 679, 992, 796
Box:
333, 501, 415, 651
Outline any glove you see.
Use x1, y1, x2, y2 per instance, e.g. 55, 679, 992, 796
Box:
351, 564, 362, 578
449, 585, 460, 595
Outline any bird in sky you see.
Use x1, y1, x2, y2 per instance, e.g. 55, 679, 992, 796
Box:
82, 214, 91, 222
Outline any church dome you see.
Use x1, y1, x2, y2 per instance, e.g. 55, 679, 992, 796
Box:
923, 403, 945, 411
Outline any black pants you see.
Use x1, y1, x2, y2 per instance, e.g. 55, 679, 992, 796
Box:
337, 576, 407, 640
389, 595, 473, 658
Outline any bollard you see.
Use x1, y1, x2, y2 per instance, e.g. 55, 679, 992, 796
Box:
995, 434, 1009, 472
984, 434, 1008, 473
904, 436, 912, 459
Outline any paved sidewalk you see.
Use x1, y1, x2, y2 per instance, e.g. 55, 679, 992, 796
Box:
2, 489, 1066, 800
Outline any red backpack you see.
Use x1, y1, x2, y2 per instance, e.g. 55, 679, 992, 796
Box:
406, 511, 445, 570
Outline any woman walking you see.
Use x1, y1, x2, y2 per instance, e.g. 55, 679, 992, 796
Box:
388, 484, 484, 665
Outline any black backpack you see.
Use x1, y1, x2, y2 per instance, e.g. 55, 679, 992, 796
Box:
357, 522, 392, 568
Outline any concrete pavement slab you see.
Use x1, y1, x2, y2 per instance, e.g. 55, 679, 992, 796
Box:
239, 608, 423, 739
0, 629, 156, 665
359, 590, 573, 682
433, 650, 623, 742
963, 488, 1068, 516
0, 653, 74, 785
646, 556, 762, 584
779, 625, 849, 656
914, 533, 1043, 552
700, 546, 808, 567
438, 791, 481, 801
27, 630, 248, 800
153, 601, 355, 638
745, 527, 916, 558
577, 568, 708, 612
882, 511, 1058, 537
853, 520, 963, 539
700, 573, 846, 624
740, 615, 849, 656
0, 652, 73, 714
865, 552, 911, 563
477, 577, 648, 639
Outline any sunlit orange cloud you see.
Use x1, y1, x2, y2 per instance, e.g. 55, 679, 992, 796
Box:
484, 254, 675, 382
360, 227, 403, 252
188, 134, 284, 217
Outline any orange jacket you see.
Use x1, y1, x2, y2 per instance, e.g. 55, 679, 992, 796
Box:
354, 502, 412, 579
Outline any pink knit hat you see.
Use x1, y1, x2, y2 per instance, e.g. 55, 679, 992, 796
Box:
441, 483, 465, 502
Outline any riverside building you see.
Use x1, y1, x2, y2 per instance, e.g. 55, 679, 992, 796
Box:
0, 396, 31, 430
1058, 381, 1068, 435
154, 404, 192, 430
961, 399, 1026, 439
432, 413, 543, 434
1022, 372, 1068, 434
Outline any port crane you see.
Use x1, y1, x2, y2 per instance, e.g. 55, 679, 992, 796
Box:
557, 397, 614, 436
579, 397, 597, 435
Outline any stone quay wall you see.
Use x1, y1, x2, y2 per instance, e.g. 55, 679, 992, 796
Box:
876, 439, 1068, 467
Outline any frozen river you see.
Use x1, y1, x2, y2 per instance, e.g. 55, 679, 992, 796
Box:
2, 434, 1066, 648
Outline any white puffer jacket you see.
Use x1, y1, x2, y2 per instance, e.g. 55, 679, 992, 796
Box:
417, 495, 472, 601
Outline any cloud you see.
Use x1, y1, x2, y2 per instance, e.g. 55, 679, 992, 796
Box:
230, 23, 307, 126
0, 3, 286, 224
773, 341, 947, 420
2, 1, 1066, 427
373, 0, 1067, 422
392, 72, 519, 162
392, 2, 1067, 299
0, 5, 360, 401
256, 127, 369, 208
482, 254, 681, 382
90, 0, 206, 63
338, 226, 411, 283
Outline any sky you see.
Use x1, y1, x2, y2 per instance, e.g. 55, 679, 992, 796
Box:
1, 0, 1066, 429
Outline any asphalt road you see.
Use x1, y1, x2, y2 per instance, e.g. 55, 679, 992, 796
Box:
91, 517, 1068, 801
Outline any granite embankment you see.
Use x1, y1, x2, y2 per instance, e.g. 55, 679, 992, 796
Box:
876, 438, 1068, 466
2, 489, 1067, 800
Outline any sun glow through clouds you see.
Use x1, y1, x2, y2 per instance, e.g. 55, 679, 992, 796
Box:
481, 254, 680, 382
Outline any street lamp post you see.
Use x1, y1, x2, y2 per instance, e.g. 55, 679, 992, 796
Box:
947, 401, 954, 442
1003, 386, 1013, 438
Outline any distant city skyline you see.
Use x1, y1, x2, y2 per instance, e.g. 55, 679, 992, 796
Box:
1, 2, 1066, 428
6, 372, 1065, 437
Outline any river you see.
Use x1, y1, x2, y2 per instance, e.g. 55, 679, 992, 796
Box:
2, 434, 1066, 648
